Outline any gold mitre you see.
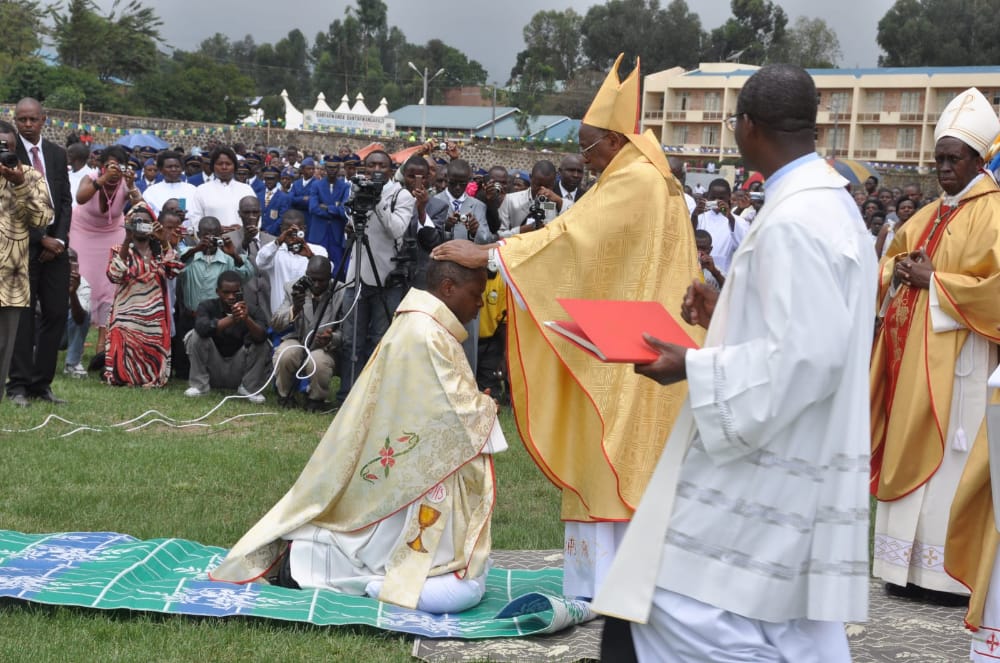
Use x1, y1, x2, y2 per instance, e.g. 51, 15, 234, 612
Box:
583, 53, 640, 135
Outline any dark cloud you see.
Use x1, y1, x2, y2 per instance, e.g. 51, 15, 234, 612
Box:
92, 0, 893, 91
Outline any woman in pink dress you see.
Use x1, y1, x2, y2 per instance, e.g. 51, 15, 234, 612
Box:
73, 145, 143, 362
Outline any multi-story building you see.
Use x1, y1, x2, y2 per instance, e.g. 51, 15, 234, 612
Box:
641, 63, 1000, 168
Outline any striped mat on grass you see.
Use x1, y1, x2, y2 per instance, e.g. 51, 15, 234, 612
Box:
0, 531, 594, 639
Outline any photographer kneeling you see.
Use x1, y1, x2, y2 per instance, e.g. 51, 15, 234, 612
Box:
335, 150, 414, 402
272, 256, 343, 412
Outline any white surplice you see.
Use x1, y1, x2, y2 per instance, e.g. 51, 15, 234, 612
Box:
593, 155, 876, 656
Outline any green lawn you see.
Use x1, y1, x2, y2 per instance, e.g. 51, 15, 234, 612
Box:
0, 362, 564, 662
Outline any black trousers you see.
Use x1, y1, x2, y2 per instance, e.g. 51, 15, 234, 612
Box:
600, 616, 639, 662
7, 247, 69, 396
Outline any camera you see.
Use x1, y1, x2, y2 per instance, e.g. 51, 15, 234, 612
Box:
437, 142, 448, 151
527, 194, 556, 227
292, 274, 314, 296
347, 171, 387, 216
211, 236, 225, 248
388, 236, 418, 288
0, 140, 19, 169
705, 200, 719, 211
457, 213, 472, 226
294, 229, 305, 239
130, 220, 154, 235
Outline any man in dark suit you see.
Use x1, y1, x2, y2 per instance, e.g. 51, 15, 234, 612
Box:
7, 97, 74, 406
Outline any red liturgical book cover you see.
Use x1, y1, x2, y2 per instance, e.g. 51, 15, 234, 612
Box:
544, 299, 699, 363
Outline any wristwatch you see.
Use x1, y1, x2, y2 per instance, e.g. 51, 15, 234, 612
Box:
487, 247, 499, 272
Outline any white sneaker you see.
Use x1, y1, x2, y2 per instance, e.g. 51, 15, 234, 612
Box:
184, 386, 208, 397
63, 363, 87, 378
237, 386, 265, 404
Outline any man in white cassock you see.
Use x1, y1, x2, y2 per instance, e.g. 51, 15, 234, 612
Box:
591, 64, 877, 661
210, 259, 506, 614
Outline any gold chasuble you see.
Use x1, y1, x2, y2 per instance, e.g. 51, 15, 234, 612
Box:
500, 54, 703, 522
947, 398, 1000, 629
871, 175, 1000, 503
210, 289, 497, 610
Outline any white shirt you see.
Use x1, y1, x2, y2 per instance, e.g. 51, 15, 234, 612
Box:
20, 134, 54, 212
255, 240, 328, 314
68, 166, 97, 208
143, 180, 198, 219
187, 177, 256, 232
559, 183, 578, 213
696, 209, 749, 276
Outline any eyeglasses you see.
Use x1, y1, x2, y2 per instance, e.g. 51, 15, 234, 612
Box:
580, 133, 609, 155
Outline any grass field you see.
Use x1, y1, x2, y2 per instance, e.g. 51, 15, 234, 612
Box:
0, 359, 564, 662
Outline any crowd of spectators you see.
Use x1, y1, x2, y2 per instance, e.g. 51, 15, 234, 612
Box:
4, 96, 939, 416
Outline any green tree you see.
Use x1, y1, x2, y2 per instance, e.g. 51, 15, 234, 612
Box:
580, 0, 705, 72
701, 0, 788, 65
49, 0, 162, 82
876, 0, 1000, 66
132, 52, 254, 123
0, 57, 117, 111
0, 0, 45, 75
777, 16, 842, 68
512, 9, 582, 83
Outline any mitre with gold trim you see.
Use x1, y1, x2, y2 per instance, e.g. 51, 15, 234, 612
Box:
934, 87, 1000, 158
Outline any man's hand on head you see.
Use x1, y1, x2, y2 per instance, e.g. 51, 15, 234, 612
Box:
430, 239, 490, 269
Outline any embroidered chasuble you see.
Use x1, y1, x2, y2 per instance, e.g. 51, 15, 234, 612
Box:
500, 135, 704, 522
871, 175, 1000, 503
210, 289, 498, 610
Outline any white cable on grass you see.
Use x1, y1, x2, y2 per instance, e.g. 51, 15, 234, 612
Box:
1, 341, 323, 436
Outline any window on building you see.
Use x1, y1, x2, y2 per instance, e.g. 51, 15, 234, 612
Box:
702, 125, 719, 146
993, 90, 1000, 106
704, 92, 720, 111
937, 90, 954, 112
830, 91, 850, 114
672, 125, 688, 144
829, 127, 847, 150
867, 91, 884, 113
863, 128, 880, 150
678, 91, 690, 111
897, 127, 916, 150
900, 91, 921, 114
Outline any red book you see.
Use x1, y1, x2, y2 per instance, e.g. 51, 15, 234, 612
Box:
543, 299, 699, 364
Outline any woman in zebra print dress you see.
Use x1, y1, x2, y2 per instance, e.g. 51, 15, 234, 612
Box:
104, 204, 184, 387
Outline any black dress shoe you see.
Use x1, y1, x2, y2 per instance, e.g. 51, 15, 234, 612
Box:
34, 389, 67, 404
9, 393, 31, 408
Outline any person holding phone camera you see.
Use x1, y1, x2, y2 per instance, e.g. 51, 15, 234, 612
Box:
72, 144, 142, 367
256, 211, 327, 316
184, 270, 271, 401
104, 203, 183, 387
175, 216, 256, 379
693, 177, 749, 276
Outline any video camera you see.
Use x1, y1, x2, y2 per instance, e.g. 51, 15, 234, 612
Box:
527, 194, 556, 229
347, 171, 387, 217
125, 217, 154, 236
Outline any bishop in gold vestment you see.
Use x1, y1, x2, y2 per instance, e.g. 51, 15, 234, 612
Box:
871, 88, 1000, 612
434, 54, 703, 598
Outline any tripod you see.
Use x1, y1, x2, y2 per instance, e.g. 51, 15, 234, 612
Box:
333, 209, 397, 392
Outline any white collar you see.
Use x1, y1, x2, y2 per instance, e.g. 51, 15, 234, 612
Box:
942, 173, 984, 207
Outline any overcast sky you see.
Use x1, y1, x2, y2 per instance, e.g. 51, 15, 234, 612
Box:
93, 0, 895, 86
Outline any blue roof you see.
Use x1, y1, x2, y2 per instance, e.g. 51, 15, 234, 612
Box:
388, 105, 519, 131
473, 115, 579, 141
684, 65, 1000, 80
